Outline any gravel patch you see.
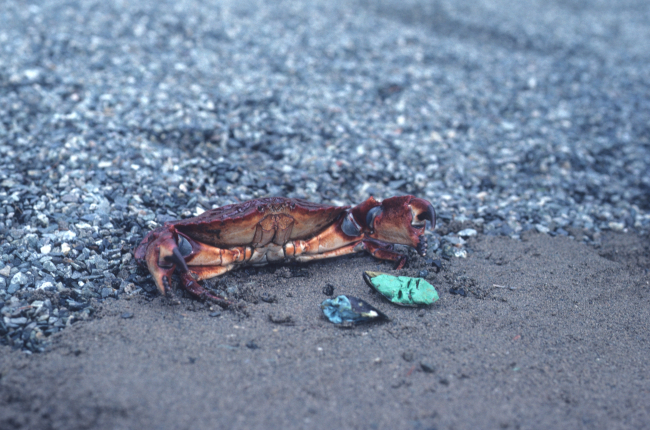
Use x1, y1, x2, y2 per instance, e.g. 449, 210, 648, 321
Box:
1, 0, 649, 352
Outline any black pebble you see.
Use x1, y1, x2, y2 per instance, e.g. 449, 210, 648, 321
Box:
431, 259, 443, 273
420, 362, 436, 373
418, 270, 429, 278
322, 284, 334, 296
246, 340, 259, 349
449, 287, 466, 297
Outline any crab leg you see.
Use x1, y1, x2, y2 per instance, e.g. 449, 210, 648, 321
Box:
165, 246, 236, 308
362, 239, 407, 269
292, 242, 365, 263
143, 231, 178, 297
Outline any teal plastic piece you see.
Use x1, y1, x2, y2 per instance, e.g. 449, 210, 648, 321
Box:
363, 272, 439, 306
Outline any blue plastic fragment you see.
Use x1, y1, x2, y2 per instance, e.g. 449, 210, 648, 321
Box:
320, 295, 386, 324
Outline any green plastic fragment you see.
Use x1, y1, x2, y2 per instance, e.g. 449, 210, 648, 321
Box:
363, 272, 439, 306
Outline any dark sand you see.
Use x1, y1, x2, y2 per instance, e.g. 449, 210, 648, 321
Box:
1, 231, 649, 430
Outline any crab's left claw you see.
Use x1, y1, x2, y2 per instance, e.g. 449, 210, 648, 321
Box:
365, 195, 436, 256
134, 227, 179, 297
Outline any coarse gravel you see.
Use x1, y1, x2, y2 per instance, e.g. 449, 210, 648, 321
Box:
1, 0, 649, 352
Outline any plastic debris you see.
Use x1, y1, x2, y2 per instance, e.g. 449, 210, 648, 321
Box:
363, 272, 439, 306
321, 295, 387, 324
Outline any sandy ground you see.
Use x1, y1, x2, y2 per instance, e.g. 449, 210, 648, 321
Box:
1, 231, 648, 430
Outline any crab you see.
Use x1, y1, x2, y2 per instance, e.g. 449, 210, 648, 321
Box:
134, 195, 435, 307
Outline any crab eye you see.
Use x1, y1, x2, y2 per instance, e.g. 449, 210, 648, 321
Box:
341, 212, 362, 237
366, 207, 382, 232
177, 235, 193, 257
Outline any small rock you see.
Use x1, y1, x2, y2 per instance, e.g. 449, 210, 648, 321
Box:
43, 261, 57, 272
209, 311, 222, 317
322, 284, 335, 296
502, 224, 516, 236
61, 243, 71, 255
56, 230, 77, 241
443, 235, 466, 246
40, 244, 52, 254
121, 253, 132, 265
9, 317, 28, 326
457, 228, 477, 238
453, 248, 468, 258
121, 312, 134, 319
36, 280, 54, 290
0, 266, 11, 277
11, 272, 30, 286
36, 213, 49, 227
420, 362, 436, 373
418, 270, 429, 278
535, 224, 550, 234
449, 287, 467, 297
8, 284, 20, 294
430, 259, 443, 273
442, 244, 466, 259
268, 313, 293, 324
608, 221, 625, 231
402, 351, 415, 362
246, 340, 260, 349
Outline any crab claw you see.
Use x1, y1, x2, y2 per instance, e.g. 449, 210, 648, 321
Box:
364, 195, 436, 252
135, 227, 179, 297
408, 197, 436, 230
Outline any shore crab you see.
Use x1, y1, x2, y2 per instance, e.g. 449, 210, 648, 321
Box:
134, 195, 435, 307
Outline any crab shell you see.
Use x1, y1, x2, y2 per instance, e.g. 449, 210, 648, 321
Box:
134, 195, 435, 307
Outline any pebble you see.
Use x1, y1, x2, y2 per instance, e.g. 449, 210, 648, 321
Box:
457, 228, 477, 238
322, 284, 335, 296
449, 287, 467, 297
443, 236, 466, 246
430, 259, 443, 273
11, 272, 30, 286
420, 362, 436, 373
608, 222, 625, 231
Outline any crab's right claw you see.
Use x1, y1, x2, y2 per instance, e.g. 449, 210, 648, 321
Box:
135, 228, 178, 297
408, 197, 436, 230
